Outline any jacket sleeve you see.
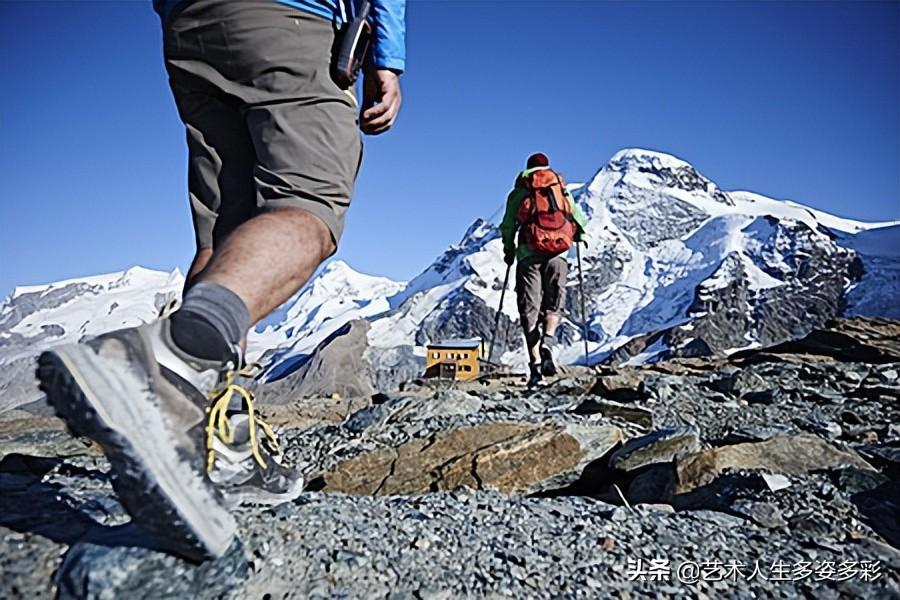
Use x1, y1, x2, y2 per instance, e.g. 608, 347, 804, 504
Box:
500, 186, 524, 259
369, 0, 406, 72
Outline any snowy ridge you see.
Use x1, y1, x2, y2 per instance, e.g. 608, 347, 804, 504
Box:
0, 266, 183, 363
367, 218, 518, 348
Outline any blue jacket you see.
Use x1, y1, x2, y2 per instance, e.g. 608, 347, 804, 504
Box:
153, 0, 406, 72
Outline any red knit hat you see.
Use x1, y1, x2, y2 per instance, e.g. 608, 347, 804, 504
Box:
526, 152, 549, 168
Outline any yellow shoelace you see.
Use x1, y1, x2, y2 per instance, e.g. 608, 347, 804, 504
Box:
205, 364, 280, 473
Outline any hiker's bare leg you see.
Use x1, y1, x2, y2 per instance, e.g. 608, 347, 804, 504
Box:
521, 312, 562, 367
543, 313, 561, 338
528, 343, 540, 364
196, 207, 335, 324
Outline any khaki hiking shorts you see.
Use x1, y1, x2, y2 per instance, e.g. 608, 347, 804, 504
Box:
515, 253, 568, 331
163, 0, 363, 249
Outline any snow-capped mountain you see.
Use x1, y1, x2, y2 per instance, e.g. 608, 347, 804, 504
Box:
2, 149, 897, 408
249, 261, 406, 380
0, 267, 184, 363
0, 267, 184, 411
550, 149, 897, 366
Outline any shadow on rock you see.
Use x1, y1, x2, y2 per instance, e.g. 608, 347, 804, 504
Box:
2, 452, 250, 598
530, 452, 620, 498
0, 453, 156, 551
851, 480, 900, 548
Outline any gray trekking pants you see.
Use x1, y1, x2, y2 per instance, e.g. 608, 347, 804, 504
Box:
163, 0, 363, 250
515, 253, 568, 335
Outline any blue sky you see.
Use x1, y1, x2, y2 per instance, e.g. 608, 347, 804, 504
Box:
2, 1, 898, 296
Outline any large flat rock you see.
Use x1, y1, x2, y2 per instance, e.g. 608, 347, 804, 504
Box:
319, 422, 623, 496
0, 412, 99, 458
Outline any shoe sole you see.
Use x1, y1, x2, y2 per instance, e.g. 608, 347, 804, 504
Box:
221, 477, 306, 508
37, 348, 236, 561
540, 347, 557, 377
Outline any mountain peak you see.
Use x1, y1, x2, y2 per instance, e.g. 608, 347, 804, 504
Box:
322, 259, 354, 276
595, 147, 733, 207
319, 260, 407, 290
609, 148, 695, 172
3, 150, 896, 396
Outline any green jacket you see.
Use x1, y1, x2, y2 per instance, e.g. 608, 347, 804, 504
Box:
500, 166, 588, 263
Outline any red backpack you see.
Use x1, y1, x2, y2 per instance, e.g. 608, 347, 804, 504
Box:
516, 168, 578, 255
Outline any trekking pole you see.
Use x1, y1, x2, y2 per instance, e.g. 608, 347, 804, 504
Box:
576, 242, 589, 367
489, 264, 512, 364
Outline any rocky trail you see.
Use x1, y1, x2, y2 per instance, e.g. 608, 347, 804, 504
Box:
1, 318, 899, 598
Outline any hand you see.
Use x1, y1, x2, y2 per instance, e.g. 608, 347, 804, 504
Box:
504, 252, 515, 266
360, 68, 402, 135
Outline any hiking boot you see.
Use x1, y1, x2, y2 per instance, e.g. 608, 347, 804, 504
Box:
526, 365, 544, 389
37, 319, 238, 561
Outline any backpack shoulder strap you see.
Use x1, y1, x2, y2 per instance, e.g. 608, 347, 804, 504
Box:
515, 173, 537, 222
551, 171, 574, 213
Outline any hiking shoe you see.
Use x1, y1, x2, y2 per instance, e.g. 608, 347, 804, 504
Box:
154, 338, 304, 508
205, 412, 305, 507
37, 321, 237, 561
539, 344, 558, 377
526, 365, 544, 389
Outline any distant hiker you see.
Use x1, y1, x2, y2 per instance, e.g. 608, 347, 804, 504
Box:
500, 152, 587, 388
37, 0, 405, 560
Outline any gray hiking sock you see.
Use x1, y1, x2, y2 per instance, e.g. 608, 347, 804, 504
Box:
541, 333, 556, 348
170, 282, 250, 363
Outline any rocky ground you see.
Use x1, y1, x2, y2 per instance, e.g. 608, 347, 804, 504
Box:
1, 318, 899, 598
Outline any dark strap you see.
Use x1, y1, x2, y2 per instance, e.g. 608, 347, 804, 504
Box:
544, 186, 560, 213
